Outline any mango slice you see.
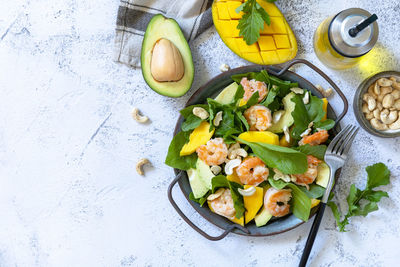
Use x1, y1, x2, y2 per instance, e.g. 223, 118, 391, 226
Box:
238, 131, 279, 145
227, 171, 242, 185
311, 198, 321, 208
212, 0, 298, 65
316, 161, 330, 188
208, 201, 244, 226
322, 98, 328, 121
180, 121, 214, 156
279, 135, 290, 147
244, 185, 264, 224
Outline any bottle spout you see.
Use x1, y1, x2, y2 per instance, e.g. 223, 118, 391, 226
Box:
349, 14, 378, 37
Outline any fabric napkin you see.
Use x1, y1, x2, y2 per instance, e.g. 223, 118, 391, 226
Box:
114, 0, 213, 68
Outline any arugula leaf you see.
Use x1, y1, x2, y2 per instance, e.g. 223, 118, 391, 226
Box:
291, 94, 310, 139
233, 84, 245, 103
314, 119, 335, 131
328, 163, 390, 232
305, 93, 325, 123
235, 110, 249, 131
231, 72, 257, 84
181, 114, 202, 132
165, 131, 198, 170
268, 178, 312, 221
298, 184, 326, 199
269, 76, 298, 97
260, 85, 280, 111
295, 144, 327, 160
215, 109, 236, 136
238, 138, 308, 174
236, 0, 271, 45
211, 175, 245, 219
189, 191, 210, 207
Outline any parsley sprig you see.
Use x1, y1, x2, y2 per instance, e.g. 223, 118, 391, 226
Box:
236, 0, 277, 45
328, 163, 390, 232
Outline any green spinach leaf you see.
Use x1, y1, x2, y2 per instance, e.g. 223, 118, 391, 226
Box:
165, 131, 198, 170
295, 144, 327, 160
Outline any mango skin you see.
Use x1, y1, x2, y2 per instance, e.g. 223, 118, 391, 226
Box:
180, 121, 214, 156
244, 185, 264, 224
238, 131, 279, 145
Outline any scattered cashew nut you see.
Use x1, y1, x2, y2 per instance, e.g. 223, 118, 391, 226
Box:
210, 165, 222, 175
131, 108, 149, 123
229, 148, 248, 160
238, 186, 256, 197
219, 63, 230, 72
273, 110, 285, 123
207, 188, 224, 201
193, 107, 209, 120
136, 158, 151, 175
213, 111, 223, 126
225, 158, 241, 175
303, 91, 310, 104
290, 87, 304, 94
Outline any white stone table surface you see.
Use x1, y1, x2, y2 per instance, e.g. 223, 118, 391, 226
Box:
1, 0, 399, 266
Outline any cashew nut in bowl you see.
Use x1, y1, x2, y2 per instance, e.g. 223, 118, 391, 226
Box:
394, 99, 400, 110
377, 102, 383, 111
365, 95, 376, 111
372, 109, 380, 119
136, 158, 151, 175
374, 82, 381, 95
132, 108, 149, 123
392, 90, 400, 100
362, 103, 369, 113
382, 94, 395, 109
389, 112, 400, 130
365, 112, 374, 120
368, 84, 377, 99
377, 86, 392, 102
377, 78, 393, 87
380, 109, 398, 124
370, 118, 388, 131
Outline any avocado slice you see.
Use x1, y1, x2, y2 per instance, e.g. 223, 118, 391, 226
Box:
268, 92, 296, 133
214, 82, 239, 104
141, 14, 194, 97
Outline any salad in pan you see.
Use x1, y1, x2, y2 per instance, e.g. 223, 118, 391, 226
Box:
165, 70, 334, 227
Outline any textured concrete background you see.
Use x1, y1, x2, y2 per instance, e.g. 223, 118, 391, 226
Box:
1, 0, 400, 266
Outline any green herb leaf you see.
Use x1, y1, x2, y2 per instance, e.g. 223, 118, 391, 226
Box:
328, 162, 390, 232
165, 131, 198, 170
291, 94, 310, 139
314, 119, 335, 131
295, 144, 327, 160
236, 0, 270, 45
181, 114, 202, 131
189, 191, 210, 207
305, 93, 325, 123
268, 178, 311, 221
238, 138, 308, 174
211, 175, 245, 219
298, 184, 326, 199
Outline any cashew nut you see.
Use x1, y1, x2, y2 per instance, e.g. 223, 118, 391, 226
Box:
374, 82, 381, 95
273, 168, 291, 183
392, 80, 400, 90
238, 186, 256, 197
391, 90, 400, 100
380, 109, 398, 124
362, 103, 369, 113
370, 118, 388, 131
303, 91, 310, 104
368, 84, 377, 99
377, 86, 393, 102
365, 112, 374, 120
373, 108, 380, 119
210, 165, 222, 175
377, 102, 383, 111
389, 111, 400, 130
377, 78, 393, 87
382, 94, 395, 109
213, 111, 223, 126
136, 158, 151, 175
131, 108, 149, 123
225, 159, 241, 175
315, 84, 333, 97
228, 148, 248, 160
394, 99, 400, 110
193, 107, 209, 120
207, 188, 224, 201
365, 95, 376, 111
219, 63, 230, 72
283, 125, 291, 143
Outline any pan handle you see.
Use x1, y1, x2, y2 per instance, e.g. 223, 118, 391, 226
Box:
167, 171, 250, 241
268, 58, 348, 124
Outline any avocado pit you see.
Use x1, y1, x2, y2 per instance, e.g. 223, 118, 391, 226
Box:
150, 38, 184, 82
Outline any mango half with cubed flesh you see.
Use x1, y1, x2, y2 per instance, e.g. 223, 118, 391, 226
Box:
212, 0, 297, 65
141, 14, 194, 97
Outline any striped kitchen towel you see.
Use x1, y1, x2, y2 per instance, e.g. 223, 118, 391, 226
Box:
114, 0, 214, 68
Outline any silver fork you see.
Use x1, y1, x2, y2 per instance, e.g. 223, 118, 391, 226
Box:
299, 125, 359, 267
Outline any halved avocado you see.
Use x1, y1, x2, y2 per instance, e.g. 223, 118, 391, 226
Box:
141, 14, 194, 97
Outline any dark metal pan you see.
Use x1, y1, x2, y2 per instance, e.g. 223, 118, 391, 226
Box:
167, 59, 348, 240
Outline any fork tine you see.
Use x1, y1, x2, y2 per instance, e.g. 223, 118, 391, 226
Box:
327, 125, 352, 154
333, 125, 356, 154
339, 126, 359, 156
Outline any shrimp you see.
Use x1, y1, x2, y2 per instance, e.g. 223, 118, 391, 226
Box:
209, 188, 236, 219
196, 138, 228, 166
299, 129, 329, 146
244, 105, 272, 131
264, 187, 292, 217
241, 77, 268, 103
291, 155, 321, 188
236, 157, 269, 186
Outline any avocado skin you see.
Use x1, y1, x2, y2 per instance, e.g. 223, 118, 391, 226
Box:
141, 14, 194, 97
